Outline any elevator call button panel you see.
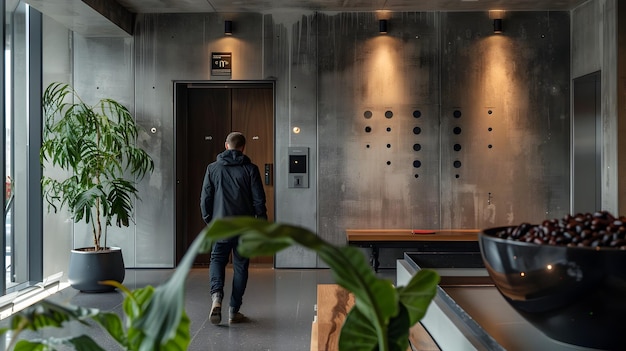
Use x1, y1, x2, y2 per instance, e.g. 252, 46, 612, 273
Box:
288, 147, 309, 188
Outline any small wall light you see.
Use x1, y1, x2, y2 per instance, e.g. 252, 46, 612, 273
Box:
225, 20, 233, 35
379, 19, 388, 34
493, 18, 503, 33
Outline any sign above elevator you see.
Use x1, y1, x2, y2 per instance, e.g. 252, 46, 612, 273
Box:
211, 52, 232, 76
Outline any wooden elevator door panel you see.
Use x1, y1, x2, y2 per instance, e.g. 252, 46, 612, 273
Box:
232, 88, 275, 222
186, 88, 231, 264
181, 84, 274, 266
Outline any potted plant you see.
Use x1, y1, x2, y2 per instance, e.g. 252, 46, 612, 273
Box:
0, 217, 439, 350
40, 82, 154, 292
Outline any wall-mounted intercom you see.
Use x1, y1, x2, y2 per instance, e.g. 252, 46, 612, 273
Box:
288, 147, 309, 188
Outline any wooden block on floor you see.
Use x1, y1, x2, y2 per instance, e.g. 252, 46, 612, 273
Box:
311, 284, 354, 351
311, 284, 439, 351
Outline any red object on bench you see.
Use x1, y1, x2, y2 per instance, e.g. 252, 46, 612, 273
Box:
411, 229, 436, 235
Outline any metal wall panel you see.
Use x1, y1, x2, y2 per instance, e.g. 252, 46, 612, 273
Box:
133, 13, 265, 267
316, 11, 570, 260
267, 13, 319, 268
572, 0, 603, 77
66, 10, 571, 269
133, 14, 208, 268
317, 12, 441, 248
439, 12, 570, 227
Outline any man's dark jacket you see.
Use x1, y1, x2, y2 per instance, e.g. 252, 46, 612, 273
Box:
200, 149, 267, 224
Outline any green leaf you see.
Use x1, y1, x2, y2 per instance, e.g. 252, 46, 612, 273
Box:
10, 300, 100, 332
339, 307, 378, 350
14, 335, 107, 351
5, 216, 436, 351
91, 312, 127, 347
397, 269, 439, 325
158, 311, 191, 351
130, 275, 191, 350
320, 246, 398, 323
14, 340, 46, 351
385, 304, 411, 351
65, 335, 107, 351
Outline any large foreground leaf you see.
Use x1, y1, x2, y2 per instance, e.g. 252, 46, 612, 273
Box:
2, 217, 437, 351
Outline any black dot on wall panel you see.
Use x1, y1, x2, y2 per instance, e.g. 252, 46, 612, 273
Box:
453, 127, 462, 135
365, 126, 372, 133
385, 111, 393, 118
413, 110, 422, 118
366, 144, 370, 148
453, 110, 462, 118
488, 144, 493, 148
413, 160, 422, 168
413, 144, 421, 151
364, 110, 373, 119
414, 174, 419, 178
386, 127, 392, 132
453, 144, 462, 151
413, 127, 422, 135
455, 174, 460, 178
386, 161, 391, 165
386, 144, 391, 148
453, 160, 462, 168
488, 127, 493, 132
488, 110, 493, 115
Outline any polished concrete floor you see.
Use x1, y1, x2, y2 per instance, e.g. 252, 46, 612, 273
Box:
2, 265, 396, 351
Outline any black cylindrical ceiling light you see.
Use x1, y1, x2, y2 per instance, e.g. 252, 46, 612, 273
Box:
225, 20, 233, 35
493, 18, 503, 33
379, 19, 388, 34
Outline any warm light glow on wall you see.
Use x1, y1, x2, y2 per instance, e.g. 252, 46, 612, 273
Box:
489, 10, 505, 20
484, 37, 509, 87
362, 36, 407, 106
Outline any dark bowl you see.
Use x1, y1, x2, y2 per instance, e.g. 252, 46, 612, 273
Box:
479, 226, 626, 350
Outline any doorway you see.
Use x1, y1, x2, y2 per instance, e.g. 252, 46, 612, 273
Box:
175, 81, 275, 265
572, 71, 601, 213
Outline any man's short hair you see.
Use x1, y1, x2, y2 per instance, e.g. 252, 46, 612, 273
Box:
226, 132, 246, 150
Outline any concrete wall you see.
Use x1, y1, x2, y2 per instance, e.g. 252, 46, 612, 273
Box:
317, 11, 570, 268
42, 10, 574, 269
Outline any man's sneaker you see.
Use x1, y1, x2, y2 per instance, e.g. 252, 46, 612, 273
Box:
229, 309, 248, 324
210, 293, 222, 325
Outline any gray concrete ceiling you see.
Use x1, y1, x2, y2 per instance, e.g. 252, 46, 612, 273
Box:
26, 0, 590, 37
116, 0, 590, 13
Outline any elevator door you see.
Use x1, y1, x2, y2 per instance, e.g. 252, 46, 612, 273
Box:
176, 82, 274, 265
573, 72, 601, 213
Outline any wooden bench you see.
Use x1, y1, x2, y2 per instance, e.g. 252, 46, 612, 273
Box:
346, 229, 480, 272
311, 284, 440, 351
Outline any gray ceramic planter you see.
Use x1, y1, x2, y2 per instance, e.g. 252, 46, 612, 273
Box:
68, 247, 125, 293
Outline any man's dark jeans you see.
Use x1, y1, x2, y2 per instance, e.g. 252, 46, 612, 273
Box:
209, 236, 249, 312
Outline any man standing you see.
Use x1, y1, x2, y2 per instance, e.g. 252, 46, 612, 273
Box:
200, 131, 267, 325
